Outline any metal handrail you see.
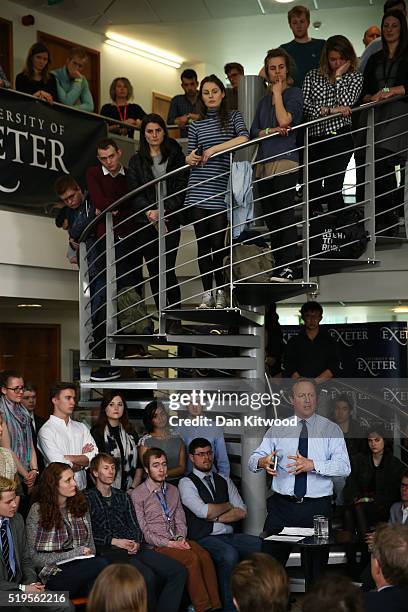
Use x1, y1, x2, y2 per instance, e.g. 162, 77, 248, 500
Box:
78, 94, 407, 243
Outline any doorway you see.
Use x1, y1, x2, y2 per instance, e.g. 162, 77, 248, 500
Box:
0, 323, 61, 418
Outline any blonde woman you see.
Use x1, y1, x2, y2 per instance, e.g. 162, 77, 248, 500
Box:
100, 77, 146, 137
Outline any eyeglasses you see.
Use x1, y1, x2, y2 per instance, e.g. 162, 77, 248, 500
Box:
60, 191, 79, 204
5, 386, 25, 393
193, 450, 213, 458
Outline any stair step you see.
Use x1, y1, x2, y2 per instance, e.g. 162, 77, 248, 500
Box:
107, 334, 260, 348
80, 377, 262, 391
163, 308, 263, 327
309, 257, 379, 276
234, 281, 318, 305
106, 357, 256, 369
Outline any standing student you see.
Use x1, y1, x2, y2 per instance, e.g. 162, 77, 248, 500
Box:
251, 47, 303, 283
100, 77, 146, 138
52, 47, 93, 111
167, 69, 200, 137
185, 74, 249, 309
15, 42, 57, 103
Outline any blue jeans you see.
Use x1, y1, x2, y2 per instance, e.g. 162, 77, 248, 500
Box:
197, 533, 261, 611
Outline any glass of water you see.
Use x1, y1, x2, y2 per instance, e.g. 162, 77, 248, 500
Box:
318, 516, 329, 539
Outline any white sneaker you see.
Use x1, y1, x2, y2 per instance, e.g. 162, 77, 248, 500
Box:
215, 289, 227, 309
270, 267, 294, 283
197, 291, 215, 309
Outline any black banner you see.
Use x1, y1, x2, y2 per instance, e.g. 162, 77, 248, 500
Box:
0, 88, 106, 211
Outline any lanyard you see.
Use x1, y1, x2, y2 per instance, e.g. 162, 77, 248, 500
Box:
154, 484, 176, 538
116, 104, 128, 122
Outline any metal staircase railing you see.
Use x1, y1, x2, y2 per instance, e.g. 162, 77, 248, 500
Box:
78, 95, 408, 392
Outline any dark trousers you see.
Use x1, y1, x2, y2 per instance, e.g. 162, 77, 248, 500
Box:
137, 549, 187, 612
262, 493, 332, 591
197, 533, 262, 612
164, 220, 181, 309
46, 556, 108, 598
374, 147, 399, 231
258, 170, 299, 268
309, 129, 354, 215
191, 207, 228, 292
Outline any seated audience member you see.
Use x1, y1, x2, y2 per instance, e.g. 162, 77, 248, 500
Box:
248, 379, 350, 589
251, 47, 303, 283
90, 392, 140, 491
86, 453, 187, 612
179, 437, 261, 612
283, 301, 339, 381
87, 564, 147, 612
363, 26, 381, 47
15, 42, 57, 103
301, 574, 364, 612
390, 470, 408, 524
0, 476, 74, 612
52, 47, 94, 111
0, 371, 39, 492
177, 401, 230, 476
302, 36, 363, 215
343, 424, 405, 540
100, 77, 146, 138
331, 394, 365, 508
138, 401, 185, 485
0, 64, 10, 88
0, 413, 24, 507
224, 62, 244, 110
280, 5, 326, 88
132, 447, 221, 612
231, 553, 289, 612
127, 113, 188, 317
37, 382, 97, 491
364, 523, 408, 612
361, 8, 408, 235
25, 463, 107, 599
359, 0, 406, 72
167, 68, 200, 137
21, 383, 46, 473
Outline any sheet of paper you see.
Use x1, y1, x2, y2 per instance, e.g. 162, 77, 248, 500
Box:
264, 534, 305, 542
56, 554, 95, 566
280, 527, 315, 536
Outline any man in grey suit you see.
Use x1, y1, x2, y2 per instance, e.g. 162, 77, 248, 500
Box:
389, 471, 408, 525
0, 477, 73, 611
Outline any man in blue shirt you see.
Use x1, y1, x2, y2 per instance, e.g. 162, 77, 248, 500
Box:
52, 47, 94, 112
167, 69, 200, 137
248, 378, 350, 587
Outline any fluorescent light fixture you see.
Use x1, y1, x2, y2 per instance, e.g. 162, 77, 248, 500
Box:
17, 303, 42, 308
105, 32, 184, 69
274, 0, 295, 3
257, 0, 266, 14
392, 305, 408, 313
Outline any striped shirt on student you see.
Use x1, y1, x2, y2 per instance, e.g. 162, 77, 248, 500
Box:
185, 109, 249, 210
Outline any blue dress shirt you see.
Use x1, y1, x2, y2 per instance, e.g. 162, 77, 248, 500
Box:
248, 413, 350, 498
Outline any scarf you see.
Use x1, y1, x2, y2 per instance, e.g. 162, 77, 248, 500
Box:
0, 396, 32, 469
104, 424, 138, 489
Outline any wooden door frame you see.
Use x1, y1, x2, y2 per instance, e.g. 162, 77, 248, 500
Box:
37, 30, 100, 112
1, 322, 61, 379
0, 17, 13, 85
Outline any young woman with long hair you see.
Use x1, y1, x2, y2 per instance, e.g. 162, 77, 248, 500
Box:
26, 463, 107, 597
362, 9, 408, 234
91, 391, 140, 490
100, 77, 146, 138
138, 401, 185, 485
302, 35, 363, 215
87, 564, 147, 612
15, 42, 57, 103
127, 113, 188, 316
185, 74, 249, 309
251, 48, 304, 282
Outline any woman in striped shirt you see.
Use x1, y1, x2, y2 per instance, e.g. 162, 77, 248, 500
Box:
185, 75, 249, 309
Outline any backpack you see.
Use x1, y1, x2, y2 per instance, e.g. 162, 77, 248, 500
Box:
309, 209, 369, 260
224, 242, 275, 283
117, 286, 149, 335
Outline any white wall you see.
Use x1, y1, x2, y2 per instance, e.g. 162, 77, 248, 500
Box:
3, 0, 180, 111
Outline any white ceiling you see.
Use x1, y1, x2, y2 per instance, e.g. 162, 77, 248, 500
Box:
12, 0, 379, 29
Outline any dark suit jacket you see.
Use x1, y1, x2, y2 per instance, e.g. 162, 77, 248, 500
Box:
32, 415, 46, 473
363, 585, 408, 612
0, 513, 37, 591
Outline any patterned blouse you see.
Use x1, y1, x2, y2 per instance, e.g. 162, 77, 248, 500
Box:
302, 68, 363, 137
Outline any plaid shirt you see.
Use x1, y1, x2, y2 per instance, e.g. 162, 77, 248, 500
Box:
86, 487, 142, 547
302, 68, 363, 136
